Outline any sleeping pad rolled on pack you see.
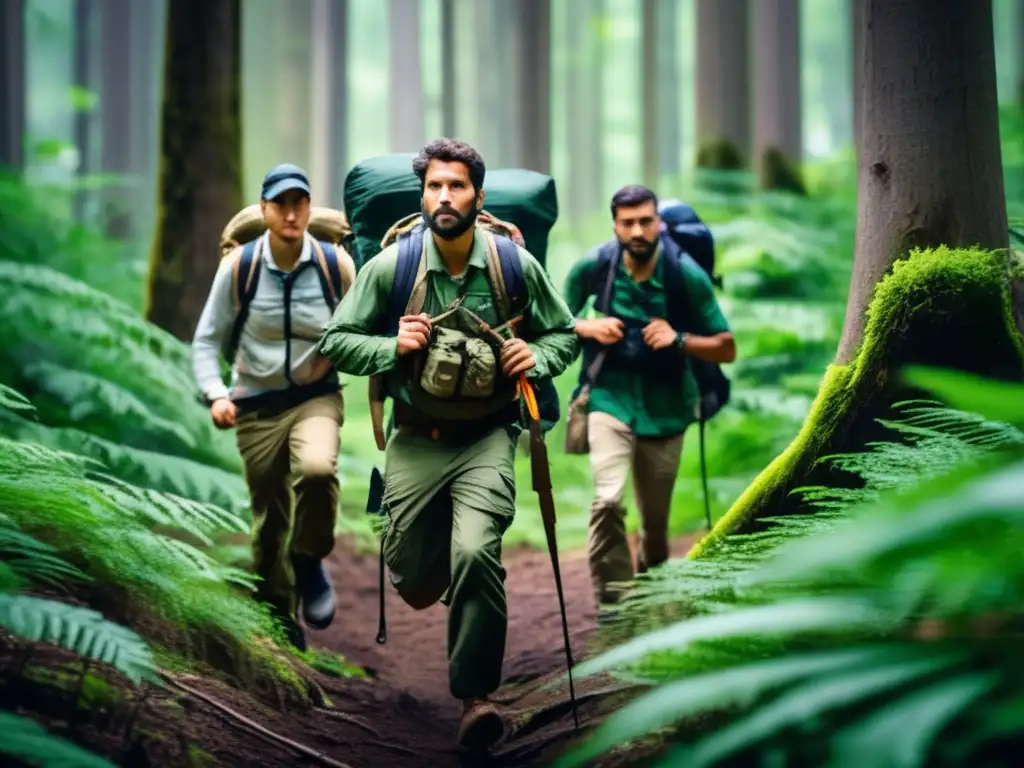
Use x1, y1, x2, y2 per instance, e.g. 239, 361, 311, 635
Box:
341, 152, 559, 269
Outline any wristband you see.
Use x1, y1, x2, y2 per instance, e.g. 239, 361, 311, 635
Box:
675, 332, 689, 350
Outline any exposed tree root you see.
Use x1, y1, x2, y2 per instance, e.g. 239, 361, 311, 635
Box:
162, 673, 354, 768
690, 246, 1024, 558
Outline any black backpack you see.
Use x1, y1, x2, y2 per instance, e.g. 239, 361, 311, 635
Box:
658, 199, 723, 289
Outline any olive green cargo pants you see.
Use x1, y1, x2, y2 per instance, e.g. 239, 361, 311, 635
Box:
235, 392, 343, 620
381, 424, 518, 701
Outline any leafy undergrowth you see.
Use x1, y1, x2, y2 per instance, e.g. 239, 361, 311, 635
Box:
0, 383, 365, 766
552, 367, 1024, 768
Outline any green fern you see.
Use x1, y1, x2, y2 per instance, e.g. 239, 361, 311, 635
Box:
0, 514, 91, 590
0, 712, 116, 768
0, 594, 160, 685
560, 369, 1024, 768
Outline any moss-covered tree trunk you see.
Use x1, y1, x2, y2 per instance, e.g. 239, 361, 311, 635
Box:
145, 0, 242, 341
692, 0, 1019, 557
695, 0, 750, 170
752, 0, 805, 194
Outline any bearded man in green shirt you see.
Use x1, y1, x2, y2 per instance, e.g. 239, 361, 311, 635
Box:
317, 139, 579, 752
563, 184, 736, 609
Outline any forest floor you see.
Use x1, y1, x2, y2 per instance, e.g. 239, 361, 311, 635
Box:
0, 532, 697, 768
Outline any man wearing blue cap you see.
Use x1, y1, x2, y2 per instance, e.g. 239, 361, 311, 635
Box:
191, 163, 355, 651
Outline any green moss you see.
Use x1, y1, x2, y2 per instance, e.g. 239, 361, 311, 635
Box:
696, 139, 746, 171
689, 245, 1024, 558
759, 147, 807, 195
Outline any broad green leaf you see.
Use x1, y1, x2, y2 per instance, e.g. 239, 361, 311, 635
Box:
564, 597, 898, 682
670, 651, 965, 768
0, 712, 115, 767
829, 671, 1001, 768
556, 646, 915, 768
900, 366, 1024, 426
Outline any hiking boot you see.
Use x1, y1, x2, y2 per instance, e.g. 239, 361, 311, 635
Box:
294, 555, 335, 629
457, 698, 504, 752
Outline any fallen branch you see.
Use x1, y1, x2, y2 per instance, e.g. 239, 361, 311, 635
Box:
313, 708, 381, 738
162, 674, 354, 768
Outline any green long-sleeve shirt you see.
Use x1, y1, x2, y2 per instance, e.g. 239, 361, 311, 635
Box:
563, 244, 730, 439
317, 226, 580, 412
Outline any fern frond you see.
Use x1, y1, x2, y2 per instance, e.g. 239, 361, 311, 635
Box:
0, 594, 160, 685
0, 712, 116, 768
0, 515, 91, 589
0, 382, 36, 416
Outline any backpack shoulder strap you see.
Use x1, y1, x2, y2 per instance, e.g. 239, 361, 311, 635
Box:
485, 231, 527, 319
387, 224, 426, 335
593, 240, 620, 315
310, 239, 344, 311
225, 240, 261, 360
659, 242, 691, 331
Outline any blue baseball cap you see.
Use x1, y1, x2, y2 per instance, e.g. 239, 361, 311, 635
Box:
261, 163, 311, 201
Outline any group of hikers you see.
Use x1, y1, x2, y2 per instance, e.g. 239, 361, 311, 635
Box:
190, 138, 736, 753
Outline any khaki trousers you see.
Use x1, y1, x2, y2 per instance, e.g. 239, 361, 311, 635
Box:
381, 425, 518, 701
235, 392, 343, 620
587, 411, 683, 604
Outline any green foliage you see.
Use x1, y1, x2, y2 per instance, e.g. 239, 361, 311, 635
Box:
557, 369, 1024, 768
0, 712, 116, 768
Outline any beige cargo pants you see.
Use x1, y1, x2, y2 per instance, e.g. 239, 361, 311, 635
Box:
234, 392, 343, 620
587, 411, 683, 605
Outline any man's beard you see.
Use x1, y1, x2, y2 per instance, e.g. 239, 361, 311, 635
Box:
621, 236, 658, 263
423, 202, 479, 240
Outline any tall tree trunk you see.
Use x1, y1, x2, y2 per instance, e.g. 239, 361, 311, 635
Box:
566, 0, 603, 225
129, 0, 164, 248
277, 1, 313, 173
656, 0, 681, 182
752, 0, 804, 193
514, 0, 551, 173
695, 0, 750, 169
692, 0, 1017, 556
145, 0, 242, 341
388, 0, 425, 153
100, 0, 136, 238
0, 0, 24, 172
72, 0, 97, 220
641, 0, 658, 187
1017, 0, 1024, 105
439, 0, 456, 137
837, 0, 1008, 364
310, 0, 346, 206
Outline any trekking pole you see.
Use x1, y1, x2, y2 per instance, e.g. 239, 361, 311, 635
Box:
519, 375, 580, 730
699, 417, 712, 530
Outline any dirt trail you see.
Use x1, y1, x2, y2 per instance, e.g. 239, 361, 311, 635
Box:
174, 533, 698, 768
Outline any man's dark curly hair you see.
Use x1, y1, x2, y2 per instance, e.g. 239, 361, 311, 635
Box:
412, 138, 486, 192
610, 184, 658, 218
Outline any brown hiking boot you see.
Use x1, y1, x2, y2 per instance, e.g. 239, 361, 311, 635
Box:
457, 697, 504, 752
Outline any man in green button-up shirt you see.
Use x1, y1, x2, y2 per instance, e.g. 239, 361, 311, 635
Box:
563, 184, 736, 609
317, 139, 579, 753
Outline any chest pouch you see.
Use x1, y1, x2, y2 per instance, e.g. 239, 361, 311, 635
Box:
419, 326, 499, 399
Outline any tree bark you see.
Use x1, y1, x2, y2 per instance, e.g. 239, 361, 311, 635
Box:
0, 0, 24, 172
514, 0, 551, 173
439, 0, 456, 137
837, 0, 1008, 364
100, 0, 136, 239
566, 0, 604, 225
145, 0, 243, 341
310, 0, 346, 206
695, 0, 750, 169
641, 0, 658, 187
72, 0, 97, 221
691, 0, 1017, 556
655, 0, 681, 181
752, 0, 804, 193
388, 0, 425, 153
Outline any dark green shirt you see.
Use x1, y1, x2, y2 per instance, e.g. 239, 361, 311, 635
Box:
563, 244, 730, 438
318, 226, 580, 410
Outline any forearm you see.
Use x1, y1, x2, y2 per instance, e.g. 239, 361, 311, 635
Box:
317, 325, 400, 377
527, 329, 581, 379
681, 331, 736, 364
191, 341, 229, 402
